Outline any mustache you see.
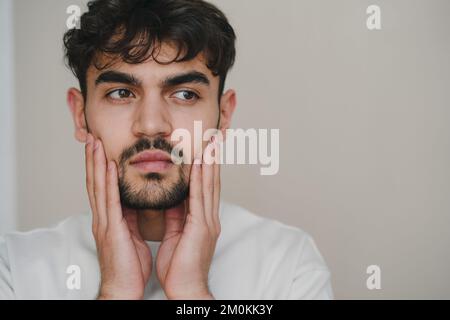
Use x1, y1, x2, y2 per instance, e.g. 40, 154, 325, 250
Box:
119, 137, 182, 168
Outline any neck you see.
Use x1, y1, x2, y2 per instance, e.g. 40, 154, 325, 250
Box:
137, 209, 166, 242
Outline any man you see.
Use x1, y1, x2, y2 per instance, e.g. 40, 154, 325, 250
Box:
0, 0, 333, 299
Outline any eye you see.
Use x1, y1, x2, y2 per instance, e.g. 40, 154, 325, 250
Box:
172, 90, 200, 102
107, 88, 135, 100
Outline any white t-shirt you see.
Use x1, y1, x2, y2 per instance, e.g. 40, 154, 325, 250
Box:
0, 201, 333, 300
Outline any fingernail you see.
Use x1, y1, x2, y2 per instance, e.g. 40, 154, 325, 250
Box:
194, 158, 202, 165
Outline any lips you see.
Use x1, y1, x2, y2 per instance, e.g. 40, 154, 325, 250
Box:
129, 150, 172, 164
129, 150, 173, 173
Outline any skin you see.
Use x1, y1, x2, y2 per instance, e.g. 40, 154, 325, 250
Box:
67, 43, 237, 299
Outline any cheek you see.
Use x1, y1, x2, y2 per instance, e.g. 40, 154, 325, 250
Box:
100, 141, 123, 164
171, 110, 218, 161
89, 120, 132, 162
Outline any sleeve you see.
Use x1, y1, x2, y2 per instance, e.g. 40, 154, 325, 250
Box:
0, 236, 15, 299
287, 234, 334, 300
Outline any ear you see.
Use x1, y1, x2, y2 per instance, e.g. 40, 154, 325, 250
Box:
218, 89, 237, 139
67, 88, 89, 143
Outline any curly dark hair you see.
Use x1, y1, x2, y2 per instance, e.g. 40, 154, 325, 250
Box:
63, 0, 236, 101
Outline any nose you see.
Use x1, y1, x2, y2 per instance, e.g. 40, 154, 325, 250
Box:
131, 94, 172, 139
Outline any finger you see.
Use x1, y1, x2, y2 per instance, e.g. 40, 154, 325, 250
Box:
93, 138, 108, 234
122, 207, 150, 278
123, 207, 142, 241
85, 133, 98, 234
202, 141, 215, 232
163, 201, 186, 241
156, 201, 186, 283
188, 152, 205, 225
213, 140, 221, 233
106, 160, 124, 228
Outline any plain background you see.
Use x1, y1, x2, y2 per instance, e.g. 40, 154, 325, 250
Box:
1, 0, 449, 299
0, 0, 16, 235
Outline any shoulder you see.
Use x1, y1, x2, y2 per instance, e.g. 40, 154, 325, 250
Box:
217, 201, 333, 299
219, 200, 326, 266
2, 213, 94, 255
0, 214, 97, 299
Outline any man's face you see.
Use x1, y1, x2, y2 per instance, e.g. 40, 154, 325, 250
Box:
81, 44, 223, 210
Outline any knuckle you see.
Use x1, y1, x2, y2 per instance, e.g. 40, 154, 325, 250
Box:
211, 226, 220, 238
186, 213, 204, 227
92, 225, 98, 237
107, 198, 120, 209
215, 223, 221, 236
204, 184, 213, 193
104, 229, 111, 239
190, 194, 202, 204
94, 184, 101, 197
207, 228, 218, 240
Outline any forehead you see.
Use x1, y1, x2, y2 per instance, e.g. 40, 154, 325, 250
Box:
86, 43, 218, 87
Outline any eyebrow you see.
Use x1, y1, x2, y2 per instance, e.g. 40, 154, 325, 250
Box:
95, 71, 142, 87
162, 71, 210, 88
94, 70, 210, 89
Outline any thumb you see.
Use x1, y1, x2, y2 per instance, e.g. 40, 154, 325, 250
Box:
163, 201, 186, 241
122, 207, 143, 241
156, 201, 186, 283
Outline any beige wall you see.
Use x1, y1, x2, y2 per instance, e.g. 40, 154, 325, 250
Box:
8, 0, 450, 299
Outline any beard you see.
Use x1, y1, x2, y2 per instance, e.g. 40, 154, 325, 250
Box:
117, 137, 189, 211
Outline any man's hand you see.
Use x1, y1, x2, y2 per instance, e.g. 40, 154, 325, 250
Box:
155, 137, 221, 300
85, 133, 152, 300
